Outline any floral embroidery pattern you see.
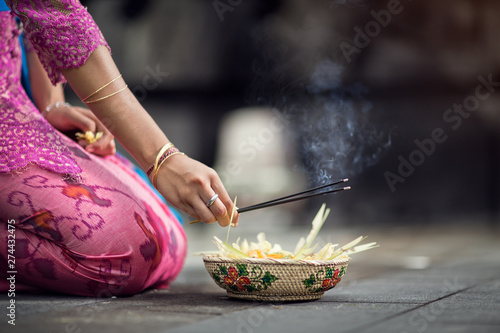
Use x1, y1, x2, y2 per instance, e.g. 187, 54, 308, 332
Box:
0, 1, 109, 179
10, 0, 110, 85
303, 266, 346, 293
212, 264, 277, 293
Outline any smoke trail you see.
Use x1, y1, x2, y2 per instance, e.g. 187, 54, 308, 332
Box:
298, 60, 392, 184
246, 3, 390, 186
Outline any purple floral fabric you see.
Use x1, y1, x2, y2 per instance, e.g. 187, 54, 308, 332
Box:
0, 143, 186, 296
7, 0, 109, 85
0, 2, 187, 296
1, 1, 109, 178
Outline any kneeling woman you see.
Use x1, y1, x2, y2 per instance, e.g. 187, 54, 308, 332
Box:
0, 0, 238, 296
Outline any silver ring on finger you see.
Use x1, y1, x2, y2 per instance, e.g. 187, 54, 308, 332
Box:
206, 193, 218, 207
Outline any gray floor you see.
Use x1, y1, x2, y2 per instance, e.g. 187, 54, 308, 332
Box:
1, 218, 499, 333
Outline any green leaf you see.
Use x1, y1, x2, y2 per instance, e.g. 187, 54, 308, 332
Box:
213, 236, 249, 259
237, 263, 248, 276
295, 204, 330, 260
349, 242, 379, 254
262, 271, 277, 286
303, 274, 315, 288
245, 285, 256, 292
219, 265, 228, 276
341, 236, 366, 251
326, 267, 334, 279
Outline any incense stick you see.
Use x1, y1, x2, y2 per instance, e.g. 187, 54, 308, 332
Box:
237, 186, 350, 213
189, 183, 351, 224
238, 178, 348, 212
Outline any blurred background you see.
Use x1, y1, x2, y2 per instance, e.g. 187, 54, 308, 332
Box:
73, 0, 500, 229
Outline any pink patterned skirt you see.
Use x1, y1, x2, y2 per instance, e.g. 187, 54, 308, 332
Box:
0, 135, 187, 297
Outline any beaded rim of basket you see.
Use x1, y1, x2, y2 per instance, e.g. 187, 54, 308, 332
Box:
204, 255, 350, 266
203, 255, 350, 301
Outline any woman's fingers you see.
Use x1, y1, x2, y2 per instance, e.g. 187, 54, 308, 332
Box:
184, 185, 230, 226
210, 176, 239, 227
68, 109, 96, 134
155, 155, 238, 227
45, 104, 96, 133
85, 125, 116, 156
43, 104, 116, 156
194, 169, 238, 227
71, 106, 116, 156
204, 192, 231, 227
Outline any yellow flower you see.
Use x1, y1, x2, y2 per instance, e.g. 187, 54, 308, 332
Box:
76, 131, 103, 144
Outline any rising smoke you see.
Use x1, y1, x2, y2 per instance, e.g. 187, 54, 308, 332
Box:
299, 59, 391, 184
246, 4, 391, 186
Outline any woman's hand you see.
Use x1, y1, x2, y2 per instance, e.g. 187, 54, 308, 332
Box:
58, 47, 237, 226
155, 154, 239, 227
25, 50, 114, 156
44, 104, 116, 156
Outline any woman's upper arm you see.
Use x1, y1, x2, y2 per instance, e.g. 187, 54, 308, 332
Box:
7, 0, 109, 85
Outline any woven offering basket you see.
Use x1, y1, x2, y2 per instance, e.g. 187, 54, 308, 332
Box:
203, 255, 350, 301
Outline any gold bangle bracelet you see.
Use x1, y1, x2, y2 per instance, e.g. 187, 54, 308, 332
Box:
153, 152, 185, 190
82, 74, 123, 102
83, 85, 128, 104
150, 143, 175, 179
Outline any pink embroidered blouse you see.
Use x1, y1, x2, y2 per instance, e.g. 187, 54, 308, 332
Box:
0, 0, 109, 178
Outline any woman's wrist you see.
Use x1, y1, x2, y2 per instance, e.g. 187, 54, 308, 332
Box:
147, 142, 186, 188
60, 46, 172, 170
41, 101, 70, 118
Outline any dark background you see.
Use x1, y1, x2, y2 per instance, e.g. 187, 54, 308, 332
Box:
75, 0, 500, 228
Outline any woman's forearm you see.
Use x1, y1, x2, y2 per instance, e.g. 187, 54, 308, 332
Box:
10, 0, 237, 226
61, 46, 168, 170
27, 51, 65, 111
61, 46, 238, 226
